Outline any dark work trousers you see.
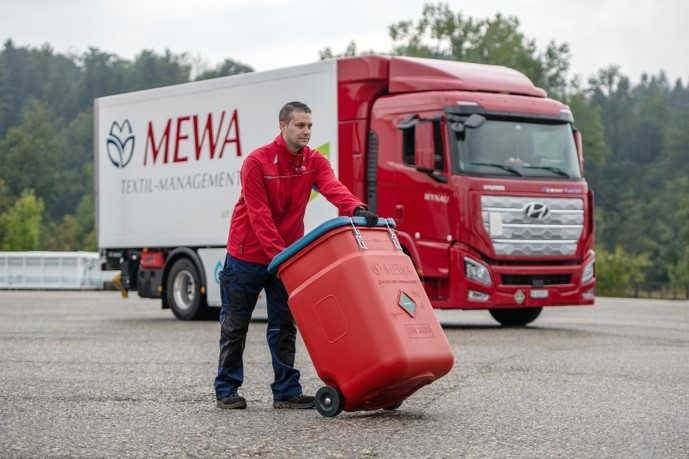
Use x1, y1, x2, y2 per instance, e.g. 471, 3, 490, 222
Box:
214, 255, 302, 401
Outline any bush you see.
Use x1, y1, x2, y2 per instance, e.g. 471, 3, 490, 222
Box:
595, 246, 649, 297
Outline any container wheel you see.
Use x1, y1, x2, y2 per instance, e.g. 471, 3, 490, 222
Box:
315, 386, 344, 417
489, 307, 542, 326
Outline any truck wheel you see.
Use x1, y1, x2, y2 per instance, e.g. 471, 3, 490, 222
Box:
167, 258, 205, 320
315, 386, 344, 417
489, 307, 542, 326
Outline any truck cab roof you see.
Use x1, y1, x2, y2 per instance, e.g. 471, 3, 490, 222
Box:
337, 55, 546, 98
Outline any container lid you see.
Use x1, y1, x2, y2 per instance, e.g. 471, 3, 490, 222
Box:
267, 217, 396, 274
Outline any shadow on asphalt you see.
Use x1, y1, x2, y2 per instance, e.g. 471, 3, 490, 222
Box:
440, 323, 502, 330
341, 410, 428, 421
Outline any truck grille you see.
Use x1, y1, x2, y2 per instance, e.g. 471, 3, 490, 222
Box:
481, 196, 584, 257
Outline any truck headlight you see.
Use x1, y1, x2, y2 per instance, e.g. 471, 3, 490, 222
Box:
464, 257, 492, 286
582, 259, 595, 283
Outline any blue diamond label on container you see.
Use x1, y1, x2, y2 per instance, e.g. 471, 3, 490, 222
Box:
514, 289, 526, 305
398, 291, 417, 317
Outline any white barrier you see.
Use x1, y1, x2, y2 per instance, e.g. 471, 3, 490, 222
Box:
0, 252, 106, 290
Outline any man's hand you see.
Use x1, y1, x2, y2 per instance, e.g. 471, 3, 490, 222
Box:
354, 207, 379, 226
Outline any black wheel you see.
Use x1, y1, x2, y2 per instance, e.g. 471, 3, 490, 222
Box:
384, 401, 403, 410
315, 386, 344, 417
166, 258, 206, 320
489, 307, 542, 326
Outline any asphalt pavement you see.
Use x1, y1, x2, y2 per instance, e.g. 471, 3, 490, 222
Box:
1, 291, 688, 458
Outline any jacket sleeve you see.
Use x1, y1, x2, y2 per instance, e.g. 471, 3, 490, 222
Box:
312, 154, 364, 216
241, 158, 286, 260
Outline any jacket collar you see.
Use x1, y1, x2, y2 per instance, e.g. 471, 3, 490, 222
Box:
273, 134, 305, 166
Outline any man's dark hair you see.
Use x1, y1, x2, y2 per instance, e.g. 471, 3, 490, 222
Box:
279, 101, 311, 124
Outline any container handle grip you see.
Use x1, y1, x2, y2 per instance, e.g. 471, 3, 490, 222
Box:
349, 217, 368, 250
385, 218, 403, 251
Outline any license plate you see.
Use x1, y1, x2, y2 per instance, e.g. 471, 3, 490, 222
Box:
530, 289, 549, 299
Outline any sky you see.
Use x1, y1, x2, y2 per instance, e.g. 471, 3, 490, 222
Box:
1, 0, 688, 84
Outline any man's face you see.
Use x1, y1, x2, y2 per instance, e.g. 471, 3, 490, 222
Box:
280, 111, 312, 152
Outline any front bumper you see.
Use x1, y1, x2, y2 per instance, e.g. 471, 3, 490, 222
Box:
433, 245, 595, 309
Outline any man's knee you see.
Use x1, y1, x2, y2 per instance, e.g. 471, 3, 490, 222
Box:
275, 317, 297, 366
220, 308, 251, 339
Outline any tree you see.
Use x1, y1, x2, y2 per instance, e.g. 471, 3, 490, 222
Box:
125, 49, 191, 91
195, 58, 253, 81
0, 100, 65, 218
388, 3, 571, 97
566, 92, 609, 167
78, 48, 130, 108
0, 40, 81, 137
319, 41, 365, 60
595, 247, 649, 297
0, 190, 44, 250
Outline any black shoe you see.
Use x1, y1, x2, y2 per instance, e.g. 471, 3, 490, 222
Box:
216, 394, 247, 409
273, 394, 315, 409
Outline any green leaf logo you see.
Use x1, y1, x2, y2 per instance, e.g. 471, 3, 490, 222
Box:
310, 142, 330, 202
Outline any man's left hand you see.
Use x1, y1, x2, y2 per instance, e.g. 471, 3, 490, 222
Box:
354, 207, 379, 226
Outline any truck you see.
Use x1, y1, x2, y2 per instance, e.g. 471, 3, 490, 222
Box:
95, 55, 595, 325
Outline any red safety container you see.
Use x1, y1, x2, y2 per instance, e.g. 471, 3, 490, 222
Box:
268, 217, 454, 416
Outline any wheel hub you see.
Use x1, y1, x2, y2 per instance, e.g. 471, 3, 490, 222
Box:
172, 270, 196, 311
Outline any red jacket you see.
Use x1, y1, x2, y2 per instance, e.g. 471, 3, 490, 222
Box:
227, 135, 364, 265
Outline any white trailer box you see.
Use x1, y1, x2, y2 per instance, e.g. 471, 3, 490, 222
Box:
95, 61, 339, 316
95, 60, 339, 249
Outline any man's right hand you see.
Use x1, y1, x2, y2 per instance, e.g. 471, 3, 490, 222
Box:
354, 207, 379, 226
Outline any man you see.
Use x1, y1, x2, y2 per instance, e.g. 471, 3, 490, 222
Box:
214, 101, 378, 409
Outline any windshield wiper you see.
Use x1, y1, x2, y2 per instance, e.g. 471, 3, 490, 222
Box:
522, 165, 571, 178
468, 162, 522, 176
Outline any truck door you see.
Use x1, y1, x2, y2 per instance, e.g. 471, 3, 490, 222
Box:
371, 106, 453, 281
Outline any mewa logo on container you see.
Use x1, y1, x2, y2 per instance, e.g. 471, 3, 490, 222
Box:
106, 109, 242, 169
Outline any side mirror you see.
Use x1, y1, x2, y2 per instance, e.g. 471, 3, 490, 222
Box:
574, 129, 584, 173
415, 122, 435, 172
464, 114, 486, 129
449, 114, 485, 139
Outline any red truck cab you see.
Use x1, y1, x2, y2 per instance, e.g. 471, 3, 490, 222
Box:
336, 56, 595, 325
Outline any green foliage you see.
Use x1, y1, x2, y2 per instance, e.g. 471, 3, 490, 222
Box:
668, 196, 689, 287
0, 42, 228, 251
587, 68, 689, 286
195, 58, 253, 81
39, 194, 96, 251
0, 190, 44, 250
388, 3, 571, 96
595, 247, 649, 297
0, 40, 81, 138
319, 41, 364, 60
126, 49, 191, 91
565, 93, 609, 167
0, 101, 66, 218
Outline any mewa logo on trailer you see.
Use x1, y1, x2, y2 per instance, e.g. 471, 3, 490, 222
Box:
106, 120, 135, 168
105, 110, 242, 169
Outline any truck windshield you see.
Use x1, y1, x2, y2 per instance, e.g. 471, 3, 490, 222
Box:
452, 120, 581, 179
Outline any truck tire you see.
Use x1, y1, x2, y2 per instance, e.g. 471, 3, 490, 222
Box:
167, 258, 206, 320
489, 307, 542, 326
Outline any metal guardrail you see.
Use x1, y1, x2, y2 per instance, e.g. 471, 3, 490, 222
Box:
630, 283, 689, 300
599, 283, 689, 300
0, 252, 115, 290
